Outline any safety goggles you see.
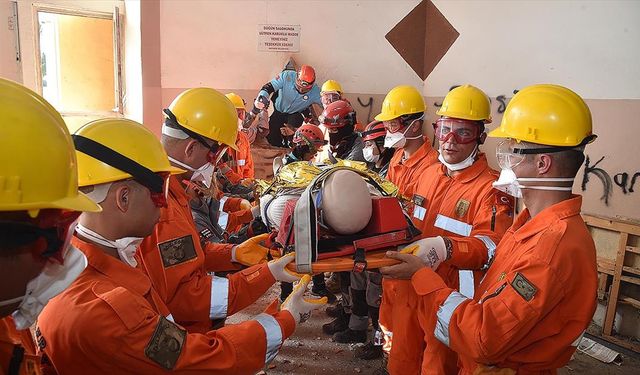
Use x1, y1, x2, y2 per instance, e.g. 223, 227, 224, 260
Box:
496, 139, 527, 169
321, 93, 341, 106
207, 145, 228, 165
236, 109, 246, 122
0, 209, 81, 264
382, 118, 405, 134
149, 172, 171, 208
434, 118, 481, 144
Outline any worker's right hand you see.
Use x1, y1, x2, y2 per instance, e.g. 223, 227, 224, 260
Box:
280, 275, 327, 325
254, 95, 268, 110
401, 236, 449, 270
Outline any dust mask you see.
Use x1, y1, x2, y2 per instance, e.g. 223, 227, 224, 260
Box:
0, 245, 87, 330
75, 224, 142, 268
438, 145, 478, 171
363, 146, 380, 163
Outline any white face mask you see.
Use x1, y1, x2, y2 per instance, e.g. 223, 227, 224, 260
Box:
438, 145, 478, 172
169, 156, 215, 188
363, 146, 380, 163
383, 116, 423, 149
75, 224, 142, 268
0, 245, 88, 330
492, 168, 522, 198
493, 168, 576, 199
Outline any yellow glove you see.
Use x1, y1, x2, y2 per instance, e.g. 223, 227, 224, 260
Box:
232, 233, 270, 265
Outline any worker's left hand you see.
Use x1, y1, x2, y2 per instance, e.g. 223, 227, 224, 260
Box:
280, 126, 295, 137
380, 251, 426, 280
232, 233, 270, 265
267, 252, 305, 283
402, 236, 449, 270
239, 199, 252, 211
280, 275, 327, 325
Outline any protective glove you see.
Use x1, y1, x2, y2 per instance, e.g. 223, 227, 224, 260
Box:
267, 252, 304, 282
231, 233, 270, 265
401, 236, 449, 270
280, 275, 327, 325
252, 95, 269, 114
239, 199, 252, 211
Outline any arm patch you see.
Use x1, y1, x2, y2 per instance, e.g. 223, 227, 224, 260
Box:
511, 272, 538, 301
144, 316, 186, 370
158, 235, 197, 268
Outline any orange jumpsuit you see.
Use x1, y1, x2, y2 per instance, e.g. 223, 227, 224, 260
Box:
0, 317, 42, 375
139, 176, 274, 333
218, 195, 254, 234
37, 238, 294, 374
383, 155, 514, 374
230, 132, 255, 179
380, 139, 439, 371
386, 140, 439, 199
411, 195, 597, 374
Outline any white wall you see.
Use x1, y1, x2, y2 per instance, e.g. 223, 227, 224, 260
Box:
0, 0, 22, 82
159, 0, 640, 99
430, 0, 640, 99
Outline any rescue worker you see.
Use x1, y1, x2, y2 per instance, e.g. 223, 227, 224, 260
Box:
362, 120, 393, 177
279, 124, 327, 167
275, 123, 336, 304
139, 88, 273, 334
382, 84, 598, 375
37, 118, 325, 373
345, 120, 393, 360
319, 99, 370, 341
0, 78, 102, 375
374, 85, 440, 373
380, 85, 514, 374
320, 79, 344, 108
223, 92, 255, 180
321, 99, 366, 162
253, 65, 322, 147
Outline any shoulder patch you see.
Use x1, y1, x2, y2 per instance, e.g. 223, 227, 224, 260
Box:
511, 272, 537, 301
145, 316, 186, 370
158, 235, 197, 268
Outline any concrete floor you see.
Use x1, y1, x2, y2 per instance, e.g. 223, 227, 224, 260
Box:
228, 285, 640, 375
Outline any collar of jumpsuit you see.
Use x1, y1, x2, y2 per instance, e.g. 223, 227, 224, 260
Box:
511, 194, 583, 242
70, 235, 152, 296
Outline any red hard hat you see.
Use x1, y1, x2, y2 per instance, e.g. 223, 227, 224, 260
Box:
361, 121, 386, 142
297, 65, 316, 86
293, 124, 327, 147
319, 100, 356, 129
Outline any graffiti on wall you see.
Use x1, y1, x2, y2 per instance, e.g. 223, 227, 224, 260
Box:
581, 155, 640, 206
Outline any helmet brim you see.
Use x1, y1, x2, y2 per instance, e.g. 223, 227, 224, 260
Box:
51, 192, 103, 213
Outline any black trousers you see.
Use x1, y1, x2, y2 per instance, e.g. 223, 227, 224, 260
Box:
267, 108, 304, 148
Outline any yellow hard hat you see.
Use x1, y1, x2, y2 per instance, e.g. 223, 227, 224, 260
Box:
488, 84, 596, 147
321, 80, 343, 94
374, 85, 426, 122
436, 84, 492, 123
165, 88, 238, 150
0, 78, 100, 214
225, 92, 246, 109
74, 118, 184, 188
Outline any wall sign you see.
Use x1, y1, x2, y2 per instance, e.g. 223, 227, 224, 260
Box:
258, 24, 300, 52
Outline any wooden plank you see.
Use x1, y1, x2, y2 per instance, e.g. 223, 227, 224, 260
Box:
622, 265, 640, 277
602, 334, 640, 354
620, 275, 640, 286
603, 232, 629, 336
597, 257, 615, 275
619, 295, 640, 310
582, 214, 640, 236
627, 245, 640, 255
